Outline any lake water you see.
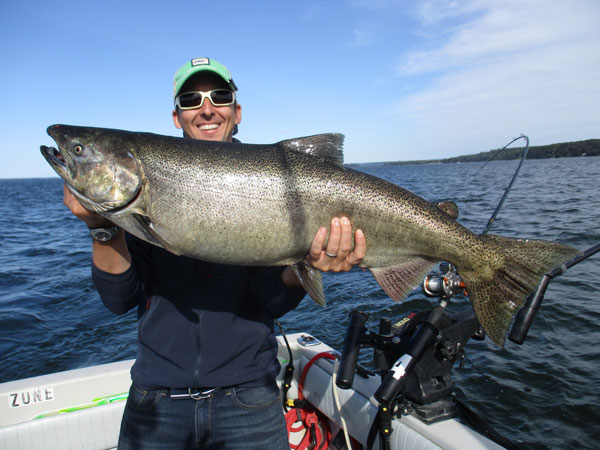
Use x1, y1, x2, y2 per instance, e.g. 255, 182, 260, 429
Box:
1, 156, 599, 449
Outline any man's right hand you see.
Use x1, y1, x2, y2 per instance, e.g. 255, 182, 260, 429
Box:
63, 185, 114, 228
63, 184, 131, 273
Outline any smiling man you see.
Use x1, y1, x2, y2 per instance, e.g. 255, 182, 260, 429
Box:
64, 57, 366, 449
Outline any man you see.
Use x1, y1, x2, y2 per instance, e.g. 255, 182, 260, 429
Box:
64, 57, 366, 449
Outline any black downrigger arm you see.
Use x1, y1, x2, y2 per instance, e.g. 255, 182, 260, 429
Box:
337, 311, 370, 389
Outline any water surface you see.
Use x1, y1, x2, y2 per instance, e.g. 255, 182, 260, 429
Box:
1, 157, 598, 449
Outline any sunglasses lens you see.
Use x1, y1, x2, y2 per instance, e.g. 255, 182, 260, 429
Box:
209, 90, 235, 105
177, 90, 235, 109
178, 92, 203, 109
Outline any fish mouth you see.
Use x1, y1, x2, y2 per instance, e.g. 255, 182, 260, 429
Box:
40, 145, 68, 178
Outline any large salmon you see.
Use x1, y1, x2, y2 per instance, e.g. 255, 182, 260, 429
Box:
41, 124, 580, 346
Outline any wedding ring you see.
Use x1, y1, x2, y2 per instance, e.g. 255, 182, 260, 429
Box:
325, 252, 338, 258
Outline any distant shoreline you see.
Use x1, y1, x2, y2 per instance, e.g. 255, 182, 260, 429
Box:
348, 138, 600, 166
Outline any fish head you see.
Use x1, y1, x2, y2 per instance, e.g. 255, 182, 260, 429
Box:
41, 124, 142, 213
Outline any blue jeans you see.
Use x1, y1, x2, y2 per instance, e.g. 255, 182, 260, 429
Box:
117, 382, 290, 449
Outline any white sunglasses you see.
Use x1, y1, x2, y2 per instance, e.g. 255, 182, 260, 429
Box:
175, 89, 236, 110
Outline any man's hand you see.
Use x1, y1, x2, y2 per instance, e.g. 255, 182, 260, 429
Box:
280, 216, 366, 289
306, 216, 366, 272
63, 185, 113, 228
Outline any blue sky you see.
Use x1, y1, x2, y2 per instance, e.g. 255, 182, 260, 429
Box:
1, 0, 599, 178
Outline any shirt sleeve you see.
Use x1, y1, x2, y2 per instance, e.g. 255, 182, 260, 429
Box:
92, 263, 146, 315
248, 266, 307, 319
91, 233, 150, 316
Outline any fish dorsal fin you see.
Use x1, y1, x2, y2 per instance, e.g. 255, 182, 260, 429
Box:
278, 133, 344, 166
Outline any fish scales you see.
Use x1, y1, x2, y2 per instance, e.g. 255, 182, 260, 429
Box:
134, 135, 460, 267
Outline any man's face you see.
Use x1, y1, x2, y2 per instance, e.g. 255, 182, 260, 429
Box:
172, 74, 242, 142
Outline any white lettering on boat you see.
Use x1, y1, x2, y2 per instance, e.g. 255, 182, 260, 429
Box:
8, 387, 54, 408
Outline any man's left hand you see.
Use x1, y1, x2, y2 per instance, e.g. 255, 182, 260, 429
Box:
306, 216, 366, 272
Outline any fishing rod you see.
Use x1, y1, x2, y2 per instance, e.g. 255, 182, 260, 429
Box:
509, 242, 600, 344
476, 134, 529, 235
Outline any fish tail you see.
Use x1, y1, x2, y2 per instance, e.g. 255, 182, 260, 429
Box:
461, 235, 580, 347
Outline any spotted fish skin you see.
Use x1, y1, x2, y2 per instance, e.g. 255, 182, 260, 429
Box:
41, 124, 580, 346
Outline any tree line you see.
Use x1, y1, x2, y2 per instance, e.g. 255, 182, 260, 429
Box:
373, 138, 600, 166
445, 138, 600, 163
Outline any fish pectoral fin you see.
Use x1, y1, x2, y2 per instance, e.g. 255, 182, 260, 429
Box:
292, 260, 326, 306
132, 214, 182, 255
370, 257, 437, 301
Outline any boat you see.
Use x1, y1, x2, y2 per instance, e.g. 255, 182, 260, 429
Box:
0, 330, 505, 450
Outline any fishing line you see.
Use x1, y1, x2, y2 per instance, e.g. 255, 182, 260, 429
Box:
461, 352, 500, 384
460, 351, 535, 399
331, 358, 353, 450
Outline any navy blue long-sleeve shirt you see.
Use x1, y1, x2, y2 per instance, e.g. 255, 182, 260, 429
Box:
92, 233, 306, 390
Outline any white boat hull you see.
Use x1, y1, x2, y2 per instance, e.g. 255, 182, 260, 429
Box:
0, 333, 503, 449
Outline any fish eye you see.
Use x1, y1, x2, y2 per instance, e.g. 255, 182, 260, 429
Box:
73, 144, 83, 155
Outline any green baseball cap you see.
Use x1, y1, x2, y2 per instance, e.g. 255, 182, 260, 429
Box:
173, 57, 238, 99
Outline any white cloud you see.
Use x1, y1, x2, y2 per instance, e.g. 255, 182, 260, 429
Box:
388, 0, 600, 154
401, 0, 600, 75
414, 0, 486, 26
